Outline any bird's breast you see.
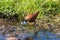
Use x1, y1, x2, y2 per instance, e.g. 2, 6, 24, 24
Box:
25, 14, 34, 20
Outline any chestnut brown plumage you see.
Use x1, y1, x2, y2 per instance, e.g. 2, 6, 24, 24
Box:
21, 10, 39, 25
25, 10, 39, 22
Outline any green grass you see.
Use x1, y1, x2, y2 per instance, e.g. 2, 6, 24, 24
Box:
0, 0, 60, 21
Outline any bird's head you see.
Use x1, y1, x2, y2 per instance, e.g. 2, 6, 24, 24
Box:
21, 20, 28, 25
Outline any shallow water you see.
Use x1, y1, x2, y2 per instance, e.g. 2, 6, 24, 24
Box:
0, 31, 60, 40
37, 31, 60, 40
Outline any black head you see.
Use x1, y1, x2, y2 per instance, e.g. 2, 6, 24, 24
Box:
21, 20, 28, 25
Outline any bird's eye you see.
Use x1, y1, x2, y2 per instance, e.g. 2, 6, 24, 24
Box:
25, 20, 27, 22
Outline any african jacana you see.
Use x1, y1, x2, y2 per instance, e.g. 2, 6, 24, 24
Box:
21, 10, 39, 25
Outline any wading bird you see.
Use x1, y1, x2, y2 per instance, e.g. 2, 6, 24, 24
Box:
21, 10, 39, 25
21, 10, 39, 39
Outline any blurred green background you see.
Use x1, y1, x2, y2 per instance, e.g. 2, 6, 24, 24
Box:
0, 0, 60, 20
